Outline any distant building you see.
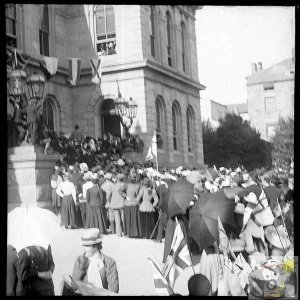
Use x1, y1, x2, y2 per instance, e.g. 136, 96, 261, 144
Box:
246, 58, 294, 141
200, 98, 227, 128
227, 103, 249, 122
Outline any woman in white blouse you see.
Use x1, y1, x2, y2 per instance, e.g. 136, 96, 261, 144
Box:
50, 166, 63, 215
56, 172, 77, 229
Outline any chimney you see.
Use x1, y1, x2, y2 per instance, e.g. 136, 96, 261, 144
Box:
257, 62, 263, 70
251, 63, 257, 74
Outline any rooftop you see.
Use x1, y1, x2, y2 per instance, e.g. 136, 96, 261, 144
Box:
246, 58, 294, 85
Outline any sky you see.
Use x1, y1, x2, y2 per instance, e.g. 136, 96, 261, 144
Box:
195, 6, 295, 105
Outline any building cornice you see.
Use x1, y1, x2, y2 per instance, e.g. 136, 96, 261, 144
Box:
246, 78, 294, 86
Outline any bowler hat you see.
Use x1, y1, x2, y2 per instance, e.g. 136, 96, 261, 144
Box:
188, 274, 211, 296
81, 228, 102, 246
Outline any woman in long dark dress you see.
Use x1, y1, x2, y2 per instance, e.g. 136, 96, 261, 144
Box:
56, 172, 77, 228
123, 174, 141, 238
86, 173, 107, 234
50, 166, 63, 215
136, 177, 159, 238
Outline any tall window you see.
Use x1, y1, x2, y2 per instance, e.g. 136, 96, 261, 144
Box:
155, 97, 166, 149
43, 98, 54, 131
166, 12, 172, 67
95, 5, 116, 56
186, 106, 195, 153
39, 4, 49, 56
265, 97, 275, 113
149, 6, 155, 57
181, 21, 186, 72
6, 4, 17, 47
172, 102, 181, 151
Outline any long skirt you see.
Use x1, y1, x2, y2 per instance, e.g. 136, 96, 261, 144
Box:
52, 188, 61, 207
86, 206, 107, 234
124, 205, 141, 238
139, 211, 155, 239
61, 195, 76, 226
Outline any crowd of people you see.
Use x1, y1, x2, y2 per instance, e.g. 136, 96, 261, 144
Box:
7, 120, 295, 295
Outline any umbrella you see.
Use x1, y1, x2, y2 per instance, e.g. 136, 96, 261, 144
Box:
189, 190, 237, 252
168, 180, 195, 218
8, 206, 63, 253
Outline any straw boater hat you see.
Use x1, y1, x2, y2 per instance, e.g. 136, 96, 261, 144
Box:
234, 202, 245, 214
81, 228, 102, 246
79, 163, 89, 173
264, 225, 291, 250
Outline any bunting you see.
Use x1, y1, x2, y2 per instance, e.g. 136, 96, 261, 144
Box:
67, 58, 81, 86
44, 56, 58, 75
90, 58, 102, 85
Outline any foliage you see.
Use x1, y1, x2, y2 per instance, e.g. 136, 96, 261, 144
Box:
270, 116, 294, 171
202, 113, 272, 171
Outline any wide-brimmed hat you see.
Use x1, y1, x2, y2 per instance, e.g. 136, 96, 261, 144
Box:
116, 173, 125, 181
244, 192, 258, 204
188, 274, 211, 296
234, 202, 245, 214
81, 228, 102, 246
264, 225, 291, 249
79, 163, 89, 172
105, 172, 113, 180
83, 171, 93, 180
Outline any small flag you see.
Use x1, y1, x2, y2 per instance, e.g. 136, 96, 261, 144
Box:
146, 147, 154, 161
90, 58, 102, 85
147, 257, 173, 295
151, 132, 157, 157
67, 58, 81, 86
162, 220, 192, 289
44, 56, 58, 75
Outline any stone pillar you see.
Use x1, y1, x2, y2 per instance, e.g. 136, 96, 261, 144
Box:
7, 145, 61, 213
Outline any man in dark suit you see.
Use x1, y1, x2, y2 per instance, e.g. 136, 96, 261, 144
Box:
163, 170, 194, 263
154, 175, 171, 243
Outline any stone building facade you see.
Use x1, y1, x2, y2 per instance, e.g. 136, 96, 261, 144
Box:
246, 59, 294, 141
200, 98, 227, 128
6, 4, 205, 168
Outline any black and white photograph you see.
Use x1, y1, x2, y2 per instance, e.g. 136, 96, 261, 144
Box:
6, 4, 296, 296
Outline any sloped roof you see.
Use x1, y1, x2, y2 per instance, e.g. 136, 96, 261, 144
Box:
246, 58, 294, 85
227, 103, 248, 114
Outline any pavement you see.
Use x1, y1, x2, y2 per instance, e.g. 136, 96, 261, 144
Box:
50, 225, 201, 296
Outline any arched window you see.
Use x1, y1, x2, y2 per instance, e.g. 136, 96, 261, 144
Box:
39, 4, 49, 56
149, 6, 155, 57
172, 102, 181, 151
95, 5, 116, 56
186, 105, 195, 153
181, 21, 186, 72
166, 11, 172, 67
155, 97, 166, 149
43, 98, 54, 131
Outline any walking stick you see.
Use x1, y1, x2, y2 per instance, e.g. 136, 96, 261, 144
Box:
149, 210, 162, 239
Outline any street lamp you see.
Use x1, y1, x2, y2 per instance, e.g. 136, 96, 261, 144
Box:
114, 95, 138, 151
26, 72, 46, 101
7, 68, 27, 101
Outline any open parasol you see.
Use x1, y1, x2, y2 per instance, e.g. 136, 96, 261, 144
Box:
189, 190, 237, 252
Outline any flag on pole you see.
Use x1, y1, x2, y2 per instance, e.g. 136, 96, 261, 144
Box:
67, 58, 81, 86
147, 258, 173, 295
44, 56, 58, 75
6, 45, 31, 71
151, 132, 157, 157
90, 58, 102, 85
162, 219, 192, 289
146, 147, 154, 161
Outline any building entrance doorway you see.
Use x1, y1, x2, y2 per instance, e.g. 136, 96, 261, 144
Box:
101, 99, 121, 137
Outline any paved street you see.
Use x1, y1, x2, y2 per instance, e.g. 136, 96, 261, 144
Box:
50, 225, 201, 296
